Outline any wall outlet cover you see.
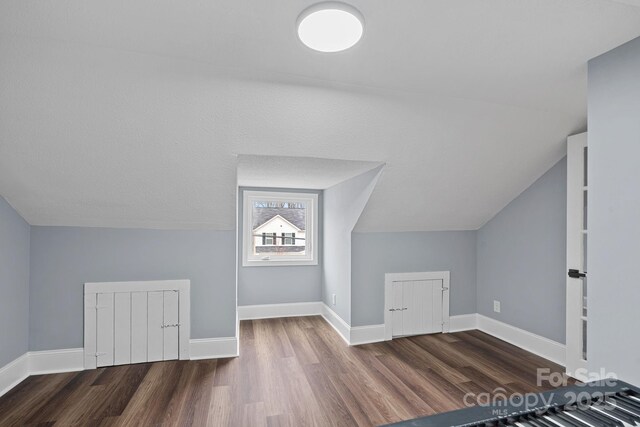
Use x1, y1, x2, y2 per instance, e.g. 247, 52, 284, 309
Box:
493, 300, 501, 313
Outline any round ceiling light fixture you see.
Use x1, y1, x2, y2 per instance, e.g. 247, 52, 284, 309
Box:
297, 2, 364, 53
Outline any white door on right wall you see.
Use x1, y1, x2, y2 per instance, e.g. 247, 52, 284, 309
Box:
566, 132, 588, 379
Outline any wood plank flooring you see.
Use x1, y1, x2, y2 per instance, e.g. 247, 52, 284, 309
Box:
0, 316, 569, 426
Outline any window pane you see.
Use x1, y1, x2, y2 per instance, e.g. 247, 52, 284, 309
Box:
583, 146, 588, 187
263, 233, 275, 245
282, 232, 295, 245
251, 200, 307, 257
582, 276, 587, 318
583, 190, 588, 230
582, 319, 587, 361
582, 233, 587, 271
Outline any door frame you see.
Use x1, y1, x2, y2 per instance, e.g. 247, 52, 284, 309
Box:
384, 271, 450, 340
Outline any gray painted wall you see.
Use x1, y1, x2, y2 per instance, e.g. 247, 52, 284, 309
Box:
588, 36, 640, 385
351, 231, 477, 327
237, 188, 322, 306
1, 156, 573, 358
477, 158, 567, 344
29, 226, 236, 351
0, 196, 30, 366
323, 166, 384, 324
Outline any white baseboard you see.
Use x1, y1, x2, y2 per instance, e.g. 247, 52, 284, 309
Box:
0, 354, 28, 398
0, 349, 84, 398
350, 324, 386, 345
314, 308, 564, 365
28, 348, 84, 375
189, 337, 239, 360
476, 314, 565, 366
27, 341, 239, 369
0, 337, 239, 398
235, 302, 381, 347
238, 302, 323, 320
318, 304, 387, 346
320, 304, 351, 345
449, 313, 478, 332
1, 311, 564, 400
236, 310, 240, 357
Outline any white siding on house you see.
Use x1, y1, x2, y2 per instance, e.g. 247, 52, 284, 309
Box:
252, 215, 305, 253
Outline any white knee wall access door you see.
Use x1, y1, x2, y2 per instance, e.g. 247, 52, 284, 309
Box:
384, 271, 450, 340
84, 280, 190, 369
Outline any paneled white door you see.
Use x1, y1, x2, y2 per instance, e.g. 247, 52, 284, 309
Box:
566, 132, 588, 379
84, 280, 190, 369
162, 291, 180, 360
391, 279, 445, 337
391, 281, 404, 336
130, 291, 148, 364
114, 292, 131, 365
92, 289, 180, 368
147, 291, 165, 363
96, 293, 114, 367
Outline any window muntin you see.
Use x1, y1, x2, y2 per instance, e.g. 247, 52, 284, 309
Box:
243, 191, 318, 266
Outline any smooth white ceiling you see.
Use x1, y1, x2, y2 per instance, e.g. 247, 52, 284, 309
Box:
1, 0, 639, 230
237, 156, 383, 190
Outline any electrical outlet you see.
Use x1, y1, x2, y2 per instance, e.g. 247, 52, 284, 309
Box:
493, 300, 501, 313
332, 293, 337, 306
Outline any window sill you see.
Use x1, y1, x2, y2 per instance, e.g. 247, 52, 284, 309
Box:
242, 259, 319, 267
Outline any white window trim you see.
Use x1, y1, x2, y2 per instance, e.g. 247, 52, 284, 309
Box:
243, 190, 318, 267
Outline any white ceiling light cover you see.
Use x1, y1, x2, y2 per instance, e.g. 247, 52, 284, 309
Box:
297, 2, 364, 52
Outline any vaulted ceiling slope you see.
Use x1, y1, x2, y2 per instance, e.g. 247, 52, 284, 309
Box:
237, 156, 383, 190
1, 1, 639, 231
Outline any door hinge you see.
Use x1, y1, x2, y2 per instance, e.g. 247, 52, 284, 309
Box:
161, 323, 181, 328
441, 287, 449, 291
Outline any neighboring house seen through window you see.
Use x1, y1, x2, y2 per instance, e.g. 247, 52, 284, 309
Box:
243, 190, 318, 266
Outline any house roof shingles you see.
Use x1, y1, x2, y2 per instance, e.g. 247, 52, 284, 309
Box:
252, 207, 306, 231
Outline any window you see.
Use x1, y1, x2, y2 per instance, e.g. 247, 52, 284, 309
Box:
243, 190, 318, 266
282, 232, 295, 245
262, 232, 276, 245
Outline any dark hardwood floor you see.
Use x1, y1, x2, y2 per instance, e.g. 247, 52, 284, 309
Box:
0, 316, 568, 426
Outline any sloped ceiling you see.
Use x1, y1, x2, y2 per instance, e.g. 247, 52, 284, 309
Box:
237, 155, 383, 190
1, 0, 639, 230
